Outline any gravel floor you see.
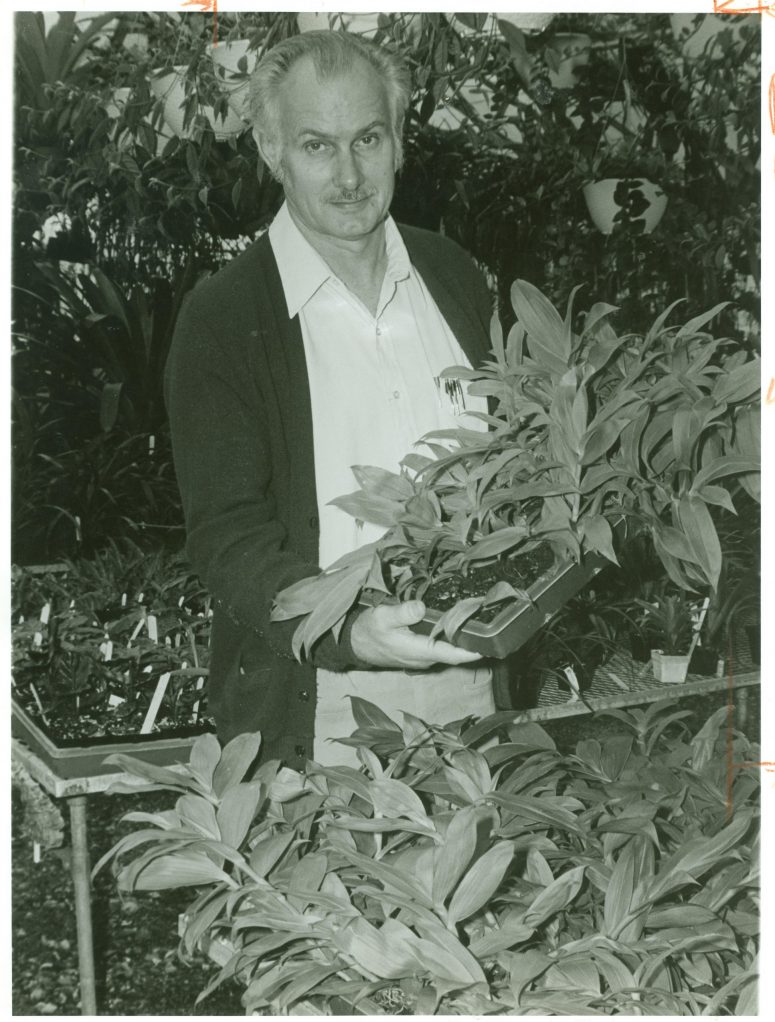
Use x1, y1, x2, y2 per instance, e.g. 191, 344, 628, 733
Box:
11, 688, 760, 1016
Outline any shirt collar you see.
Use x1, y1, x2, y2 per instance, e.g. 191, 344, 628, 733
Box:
268, 200, 410, 319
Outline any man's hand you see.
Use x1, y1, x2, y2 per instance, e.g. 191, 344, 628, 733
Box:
350, 600, 482, 670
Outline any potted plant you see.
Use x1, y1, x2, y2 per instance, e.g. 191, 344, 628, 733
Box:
272, 280, 760, 661
11, 544, 214, 778
96, 699, 759, 1015
635, 591, 695, 684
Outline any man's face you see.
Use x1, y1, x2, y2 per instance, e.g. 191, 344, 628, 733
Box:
260, 55, 397, 246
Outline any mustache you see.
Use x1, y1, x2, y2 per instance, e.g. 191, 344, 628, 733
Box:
328, 189, 375, 202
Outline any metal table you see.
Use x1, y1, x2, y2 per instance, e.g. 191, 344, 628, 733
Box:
11, 743, 151, 1016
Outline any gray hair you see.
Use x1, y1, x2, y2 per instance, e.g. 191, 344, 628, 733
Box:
248, 30, 412, 173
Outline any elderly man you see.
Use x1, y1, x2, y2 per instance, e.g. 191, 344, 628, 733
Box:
165, 30, 496, 767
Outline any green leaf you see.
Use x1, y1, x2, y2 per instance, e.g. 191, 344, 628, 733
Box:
333, 917, 417, 979
293, 563, 369, 659
711, 357, 760, 404
430, 597, 484, 643
523, 866, 585, 928
189, 732, 221, 790
689, 456, 759, 495
675, 301, 729, 337
212, 732, 262, 797
604, 840, 637, 937
121, 851, 232, 891
447, 841, 514, 925
176, 794, 220, 839
349, 696, 402, 732
581, 515, 618, 564
676, 495, 723, 588
248, 831, 296, 878
511, 279, 569, 374
216, 781, 265, 849
463, 524, 529, 560
432, 805, 478, 907
370, 777, 428, 821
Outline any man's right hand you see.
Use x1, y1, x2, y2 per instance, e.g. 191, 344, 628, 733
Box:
350, 600, 482, 670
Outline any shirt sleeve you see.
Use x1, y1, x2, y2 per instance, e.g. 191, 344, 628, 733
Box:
164, 284, 370, 672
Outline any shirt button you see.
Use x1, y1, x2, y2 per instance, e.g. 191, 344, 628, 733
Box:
298, 689, 310, 702
393, 390, 400, 399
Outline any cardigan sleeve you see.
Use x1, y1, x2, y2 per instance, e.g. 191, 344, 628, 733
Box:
164, 282, 369, 672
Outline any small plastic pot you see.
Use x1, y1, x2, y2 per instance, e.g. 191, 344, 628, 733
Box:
651, 650, 690, 685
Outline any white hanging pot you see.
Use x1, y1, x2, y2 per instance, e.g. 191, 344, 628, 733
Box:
151, 66, 245, 141
207, 39, 257, 121
297, 12, 382, 36
583, 179, 668, 235
546, 32, 591, 89
669, 13, 744, 59
454, 12, 555, 35
426, 81, 523, 145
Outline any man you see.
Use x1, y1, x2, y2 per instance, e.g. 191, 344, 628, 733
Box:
165, 30, 496, 767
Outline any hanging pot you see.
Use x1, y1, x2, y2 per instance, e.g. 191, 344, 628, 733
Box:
583, 178, 668, 235
207, 39, 257, 121
670, 13, 744, 59
426, 81, 523, 144
151, 66, 245, 141
546, 32, 591, 89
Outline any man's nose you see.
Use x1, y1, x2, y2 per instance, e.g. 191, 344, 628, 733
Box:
333, 148, 363, 192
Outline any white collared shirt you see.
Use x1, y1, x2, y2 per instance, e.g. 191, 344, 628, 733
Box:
269, 202, 494, 762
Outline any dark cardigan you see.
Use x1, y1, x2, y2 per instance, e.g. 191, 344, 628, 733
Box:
164, 223, 493, 766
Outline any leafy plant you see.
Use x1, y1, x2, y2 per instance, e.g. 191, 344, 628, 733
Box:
11, 543, 213, 740
635, 591, 695, 656
97, 698, 759, 1015
272, 280, 760, 658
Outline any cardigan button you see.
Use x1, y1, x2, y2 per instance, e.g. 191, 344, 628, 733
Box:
298, 689, 310, 702
308, 515, 319, 530
294, 744, 306, 758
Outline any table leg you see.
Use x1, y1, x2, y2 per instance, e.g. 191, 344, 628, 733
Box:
69, 796, 98, 1015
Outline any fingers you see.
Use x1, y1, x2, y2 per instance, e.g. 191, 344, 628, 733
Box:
350, 601, 483, 669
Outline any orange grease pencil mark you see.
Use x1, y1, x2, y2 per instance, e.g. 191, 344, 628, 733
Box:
181, 0, 218, 45
766, 378, 775, 404
714, 0, 774, 13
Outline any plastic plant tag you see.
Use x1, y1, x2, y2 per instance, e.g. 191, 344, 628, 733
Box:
39, 602, 51, 625
147, 615, 158, 642
100, 638, 113, 661
107, 693, 126, 708
140, 673, 172, 734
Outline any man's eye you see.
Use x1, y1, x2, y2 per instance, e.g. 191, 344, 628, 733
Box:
304, 141, 326, 154
358, 134, 379, 147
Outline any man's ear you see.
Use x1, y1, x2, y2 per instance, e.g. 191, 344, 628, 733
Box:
253, 127, 282, 180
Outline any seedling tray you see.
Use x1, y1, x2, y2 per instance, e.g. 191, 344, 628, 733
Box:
11, 699, 210, 779
415, 551, 612, 659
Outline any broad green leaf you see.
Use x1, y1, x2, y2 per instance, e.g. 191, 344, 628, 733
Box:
689, 456, 759, 495
463, 524, 530, 560
407, 934, 480, 985
645, 904, 720, 928
712, 357, 760, 404
248, 830, 296, 878
212, 732, 262, 797
676, 495, 722, 589
349, 696, 402, 732
350, 464, 414, 501
591, 949, 637, 995
333, 916, 417, 979
287, 851, 328, 912
121, 851, 231, 891
430, 596, 485, 643
523, 866, 585, 928
176, 794, 220, 839
293, 563, 370, 659
216, 781, 265, 849
581, 514, 618, 563
675, 301, 728, 337
370, 777, 428, 821
491, 792, 581, 834
604, 840, 637, 937
276, 964, 344, 1013
189, 732, 221, 790
525, 847, 554, 887
413, 918, 487, 984
511, 279, 569, 366
447, 841, 514, 925
469, 922, 535, 957
432, 805, 478, 907
690, 707, 726, 773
